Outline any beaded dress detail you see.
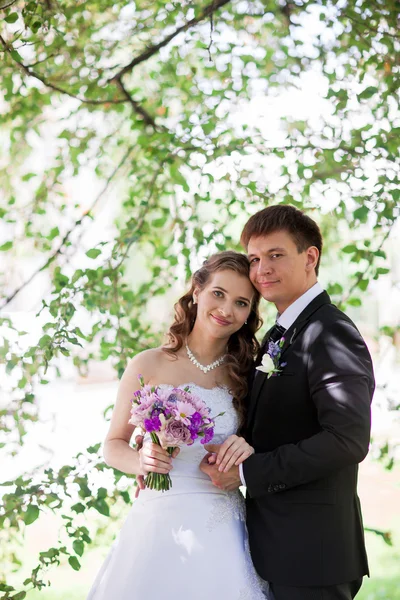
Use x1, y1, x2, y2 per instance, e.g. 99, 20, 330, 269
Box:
87, 384, 269, 600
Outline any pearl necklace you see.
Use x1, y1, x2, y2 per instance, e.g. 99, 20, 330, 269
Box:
186, 343, 226, 374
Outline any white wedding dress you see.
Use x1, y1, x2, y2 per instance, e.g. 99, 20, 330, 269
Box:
87, 384, 269, 600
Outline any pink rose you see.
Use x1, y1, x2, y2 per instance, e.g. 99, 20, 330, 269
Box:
163, 420, 192, 446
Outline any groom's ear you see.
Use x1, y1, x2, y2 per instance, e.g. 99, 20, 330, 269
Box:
305, 246, 319, 272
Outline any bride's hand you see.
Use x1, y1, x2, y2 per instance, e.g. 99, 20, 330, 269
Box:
138, 442, 173, 476
208, 435, 254, 473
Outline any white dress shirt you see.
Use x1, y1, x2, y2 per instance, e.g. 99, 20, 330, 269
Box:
239, 282, 324, 486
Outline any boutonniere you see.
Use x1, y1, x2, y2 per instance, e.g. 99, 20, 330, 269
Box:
256, 337, 287, 378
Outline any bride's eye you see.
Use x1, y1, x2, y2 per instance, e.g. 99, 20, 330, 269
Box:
213, 290, 223, 298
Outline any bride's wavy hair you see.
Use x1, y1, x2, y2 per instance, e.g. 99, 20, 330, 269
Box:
163, 251, 263, 430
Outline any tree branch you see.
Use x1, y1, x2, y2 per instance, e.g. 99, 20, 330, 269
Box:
340, 224, 395, 305
0, 146, 135, 311
0, 0, 18, 8
113, 77, 158, 128
113, 0, 231, 80
0, 34, 125, 105
344, 11, 400, 40
114, 161, 167, 270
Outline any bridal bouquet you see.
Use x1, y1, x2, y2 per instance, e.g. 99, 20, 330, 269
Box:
129, 376, 220, 492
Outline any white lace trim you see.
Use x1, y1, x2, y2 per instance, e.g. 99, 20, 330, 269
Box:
206, 491, 246, 532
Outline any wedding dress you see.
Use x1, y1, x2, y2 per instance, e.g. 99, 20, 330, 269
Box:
87, 383, 269, 600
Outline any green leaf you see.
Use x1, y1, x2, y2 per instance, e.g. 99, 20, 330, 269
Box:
120, 490, 130, 504
24, 504, 40, 525
94, 498, 109, 516
49, 226, 60, 240
97, 487, 107, 499
31, 20, 41, 33
10, 592, 26, 600
68, 556, 81, 571
358, 279, 369, 292
341, 244, 357, 254
5, 13, 19, 23
170, 165, 189, 192
86, 249, 101, 259
358, 86, 378, 100
21, 173, 36, 181
152, 217, 167, 228
73, 540, 84, 557
71, 269, 84, 284
87, 443, 101, 454
347, 297, 362, 307
71, 503, 85, 514
0, 241, 13, 251
39, 334, 51, 348
353, 206, 369, 222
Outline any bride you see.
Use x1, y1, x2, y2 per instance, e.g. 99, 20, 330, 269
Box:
87, 251, 269, 600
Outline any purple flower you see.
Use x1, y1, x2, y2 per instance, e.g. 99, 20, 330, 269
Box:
168, 393, 179, 403
188, 426, 199, 443
151, 402, 164, 418
190, 411, 202, 429
133, 390, 141, 398
201, 427, 214, 445
144, 415, 162, 432
268, 341, 281, 359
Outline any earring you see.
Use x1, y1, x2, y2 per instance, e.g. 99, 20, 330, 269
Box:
193, 298, 197, 305
245, 320, 248, 325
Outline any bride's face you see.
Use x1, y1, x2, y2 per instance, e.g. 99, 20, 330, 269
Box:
193, 269, 254, 338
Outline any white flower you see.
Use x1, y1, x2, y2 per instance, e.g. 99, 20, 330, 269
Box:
256, 353, 277, 377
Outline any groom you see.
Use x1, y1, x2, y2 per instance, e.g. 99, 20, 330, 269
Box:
201, 205, 375, 600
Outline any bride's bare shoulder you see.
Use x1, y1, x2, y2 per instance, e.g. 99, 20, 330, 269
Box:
124, 347, 177, 380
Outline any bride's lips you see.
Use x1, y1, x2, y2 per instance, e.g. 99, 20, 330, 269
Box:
211, 314, 232, 326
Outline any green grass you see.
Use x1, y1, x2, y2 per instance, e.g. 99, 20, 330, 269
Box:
20, 508, 400, 599
24, 535, 400, 600
25, 576, 400, 600
358, 578, 400, 600
27, 590, 86, 600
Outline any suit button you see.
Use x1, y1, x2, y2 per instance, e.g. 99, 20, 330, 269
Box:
279, 483, 286, 490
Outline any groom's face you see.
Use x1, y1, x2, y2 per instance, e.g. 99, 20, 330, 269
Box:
247, 230, 316, 313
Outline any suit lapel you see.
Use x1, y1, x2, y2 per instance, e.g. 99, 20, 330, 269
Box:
247, 291, 331, 429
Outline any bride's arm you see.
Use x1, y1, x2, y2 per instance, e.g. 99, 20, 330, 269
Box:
103, 353, 173, 477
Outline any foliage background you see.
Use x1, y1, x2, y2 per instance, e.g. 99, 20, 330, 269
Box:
1, 0, 400, 598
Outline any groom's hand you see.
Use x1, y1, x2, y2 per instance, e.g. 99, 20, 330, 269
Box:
200, 453, 241, 491
205, 437, 254, 472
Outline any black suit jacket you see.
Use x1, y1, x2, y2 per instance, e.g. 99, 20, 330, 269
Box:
243, 291, 375, 587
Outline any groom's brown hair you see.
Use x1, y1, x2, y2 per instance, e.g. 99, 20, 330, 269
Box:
240, 204, 323, 275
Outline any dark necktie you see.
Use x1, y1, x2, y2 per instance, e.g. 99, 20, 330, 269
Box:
268, 323, 286, 344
